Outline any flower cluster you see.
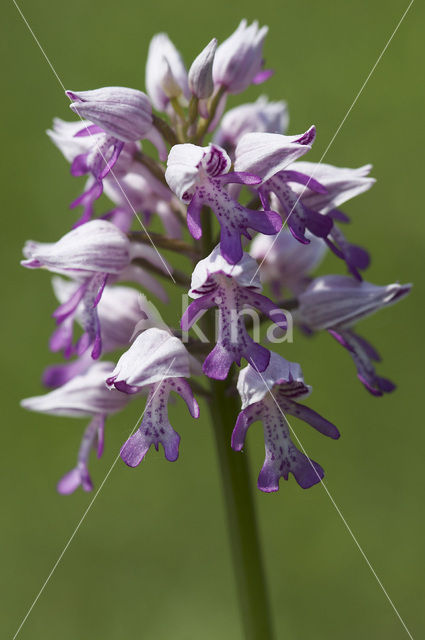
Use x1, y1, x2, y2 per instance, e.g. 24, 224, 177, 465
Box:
21, 20, 410, 494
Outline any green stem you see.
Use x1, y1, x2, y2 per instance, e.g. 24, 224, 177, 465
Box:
207, 383, 275, 640
200, 208, 275, 640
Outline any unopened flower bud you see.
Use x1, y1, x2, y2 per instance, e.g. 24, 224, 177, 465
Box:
188, 38, 217, 99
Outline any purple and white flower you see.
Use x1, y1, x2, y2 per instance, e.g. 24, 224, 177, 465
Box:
166, 142, 282, 264
235, 127, 334, 244
188, 38, 217, 100
21, 362, 132, 494
22, 220, 169, 359
214, 96, 289, 154
66, 87, 154, 143
213, 20, 271, 94
181, 247, 287, 380
296, 275, 411, 395
107, 328, 200, 465
290, 162, 375, 277
250, 228, 327, 296
145, 33, 190, 111
232, 353, 339, 492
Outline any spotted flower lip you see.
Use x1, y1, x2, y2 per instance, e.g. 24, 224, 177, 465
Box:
214, 96, 289, 152
166, 142, 282, 264
213, 20, 271, 94
145, 33, 190, 110
182, 247, 287, 380
188, 38, 217, 99
232, 354, 339, 492
109, 329, 200, 467
66, 87, 154, 143
106, 327, 191, 393
297, 275, 412, 331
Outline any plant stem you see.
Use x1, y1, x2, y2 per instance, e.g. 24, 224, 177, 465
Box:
200, 208, 275, 640
207, 382, 275, 640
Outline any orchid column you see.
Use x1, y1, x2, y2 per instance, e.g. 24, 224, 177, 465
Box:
21, 19, 411, 640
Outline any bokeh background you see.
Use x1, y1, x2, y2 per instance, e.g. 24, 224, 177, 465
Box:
2, 0, 424, 638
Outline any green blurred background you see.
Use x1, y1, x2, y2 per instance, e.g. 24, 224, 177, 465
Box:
2, 0, 424, 638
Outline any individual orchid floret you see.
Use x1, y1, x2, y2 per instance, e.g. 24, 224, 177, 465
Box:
145, 33, 190, 111
47, 117, 128, 224
66, 87, 154, 143
21, 362, 132, 494
296, 275, 411, 395
290, 162, 375, 277
165, 142, 282, 264
188, 38, 217, 100
181, 247, 287, 380
213, 20, 272, 94
250, 228, 327, 296
235, 128, 334, 244
214, 96, 289, 154
21, 220, 168, 359
296, 275, 411, 331
106, 328, 199, 466
232, 353, 339, 492
48, 113, 167, 227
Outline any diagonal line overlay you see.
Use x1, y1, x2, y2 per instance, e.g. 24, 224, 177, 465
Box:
12, 358, 177, 639
250, 0, 414, 284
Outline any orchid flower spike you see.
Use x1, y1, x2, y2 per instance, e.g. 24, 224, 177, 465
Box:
166, 142, 282, 264
107, 328, 200, 466
232, 353, 339, 492
181, 246, 287, 380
